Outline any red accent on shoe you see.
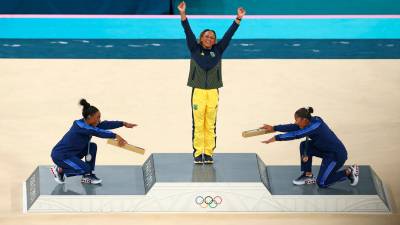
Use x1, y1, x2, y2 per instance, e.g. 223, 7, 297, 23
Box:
50, 167, 56, 176
305, 179, 316, 184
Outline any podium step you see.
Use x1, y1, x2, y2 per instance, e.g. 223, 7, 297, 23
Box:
24, 153, 392, 213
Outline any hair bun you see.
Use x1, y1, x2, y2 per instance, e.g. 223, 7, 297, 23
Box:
307, 107, 314, 114
79, 98, 90, 108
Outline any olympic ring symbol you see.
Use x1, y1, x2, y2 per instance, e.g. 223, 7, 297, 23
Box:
195, 195, 223, 208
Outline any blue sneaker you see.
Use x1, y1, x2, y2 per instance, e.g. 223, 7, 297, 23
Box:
204, 154, 214, 164
194, 155, 203, 164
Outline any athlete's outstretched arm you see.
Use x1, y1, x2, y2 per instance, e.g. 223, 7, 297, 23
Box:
261, 120, 321, 144
273, 123, 300, 132
98, 121, 137, 130
275, 120, 322, 141
97, 120, 124, 130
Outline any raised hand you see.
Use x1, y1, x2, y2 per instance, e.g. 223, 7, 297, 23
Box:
237, 7, 246, 19
177, 1, 186, 13
178, 1, 187, 21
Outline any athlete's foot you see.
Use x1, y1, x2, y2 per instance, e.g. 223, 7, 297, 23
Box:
194, 155, 203, 164
204, 154, 214, 164
81, 173, 102, 184
292, 173, 316, 185
50, 166, 65, 184
348, 164, 359, 186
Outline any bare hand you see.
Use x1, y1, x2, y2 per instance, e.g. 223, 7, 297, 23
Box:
123, 122, 137, 128
177, 1, 186, 13
115, 134, 127, 147
237, 7, 246, 19
302, 156, 309, 162
260, 124, 274, 133
262, 137, 276, 144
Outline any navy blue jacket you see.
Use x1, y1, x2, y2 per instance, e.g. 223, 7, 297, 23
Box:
51, 119, 123, 159
274, 116, 348, 161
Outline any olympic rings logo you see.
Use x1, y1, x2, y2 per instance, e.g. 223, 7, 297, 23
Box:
195, 195, 223, 208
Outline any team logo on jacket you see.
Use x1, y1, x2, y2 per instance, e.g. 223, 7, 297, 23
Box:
210, 51, 215, 57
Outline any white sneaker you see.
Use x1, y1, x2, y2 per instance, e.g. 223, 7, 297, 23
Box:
50, 166, 65, 184
292, 173, 316, 185
81, 174, 102, 184
349, 164, 359, 186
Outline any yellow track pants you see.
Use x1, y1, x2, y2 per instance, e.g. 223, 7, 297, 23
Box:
191, 88, 219, 157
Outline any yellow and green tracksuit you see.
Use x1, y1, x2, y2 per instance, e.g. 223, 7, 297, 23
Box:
187, 58, 224, 158
181, 18, 240, 157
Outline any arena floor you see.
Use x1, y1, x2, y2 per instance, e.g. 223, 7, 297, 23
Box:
0, 59, 399, 224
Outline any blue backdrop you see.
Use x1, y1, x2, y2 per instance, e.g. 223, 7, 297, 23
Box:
1, 0, 399, 15
0, 0, 172, 14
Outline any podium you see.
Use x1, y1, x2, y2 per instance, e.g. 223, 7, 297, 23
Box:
24, 153, 392, 213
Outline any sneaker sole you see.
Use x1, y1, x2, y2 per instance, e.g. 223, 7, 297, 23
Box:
350, 165, 359, 186
353, 164, 360, 176
204, 160, 214, 164
293, 180, 305, 185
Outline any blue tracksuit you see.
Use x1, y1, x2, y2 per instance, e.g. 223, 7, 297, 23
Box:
51, 119, 123, 176
274, 116, 348, 188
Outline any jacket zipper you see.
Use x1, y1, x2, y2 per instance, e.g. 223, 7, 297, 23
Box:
205, 71, 208, 88
191, 67, 196, 80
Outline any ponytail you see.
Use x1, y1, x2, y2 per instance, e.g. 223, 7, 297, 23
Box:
79, 99, 99, 119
